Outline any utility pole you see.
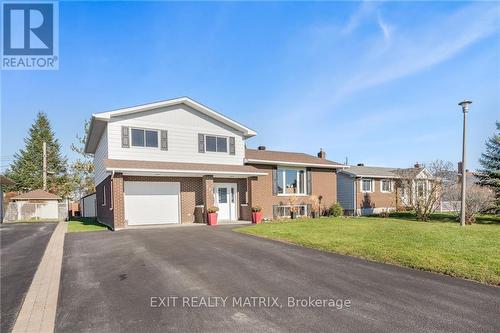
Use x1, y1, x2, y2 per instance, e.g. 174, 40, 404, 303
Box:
43, 141, 47, 191
458, 100, 471, 227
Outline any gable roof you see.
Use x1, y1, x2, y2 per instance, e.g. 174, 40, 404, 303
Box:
245, 149, 345, 168
339, 166, 430, 179
85, 97, 257, 153
11, 189, 61, 201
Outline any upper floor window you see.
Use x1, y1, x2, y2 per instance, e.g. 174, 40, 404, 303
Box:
131, 128, 158, 148
205, 135, 227, 153
381, 179, 392, 192
276, 168, 306, 195
361, 179, 373, 193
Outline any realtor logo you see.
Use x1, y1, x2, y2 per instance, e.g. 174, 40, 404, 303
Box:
2, 1, 59, 70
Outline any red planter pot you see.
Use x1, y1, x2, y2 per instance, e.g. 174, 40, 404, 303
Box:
207, 213, 218, 226
252, 212, 263, 224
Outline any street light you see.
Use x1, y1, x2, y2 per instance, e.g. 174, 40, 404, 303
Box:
458, 99, 472, 227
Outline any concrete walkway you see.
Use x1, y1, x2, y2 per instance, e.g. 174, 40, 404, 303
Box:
12, 221, 67, 333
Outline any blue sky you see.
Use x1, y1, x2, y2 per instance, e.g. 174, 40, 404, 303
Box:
1, 1, 499, 172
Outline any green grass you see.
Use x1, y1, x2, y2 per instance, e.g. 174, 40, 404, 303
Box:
68, 217, 109, 233
236, 214, 500, 285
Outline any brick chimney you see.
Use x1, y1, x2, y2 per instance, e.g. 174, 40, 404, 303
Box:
317, 148, 326, 159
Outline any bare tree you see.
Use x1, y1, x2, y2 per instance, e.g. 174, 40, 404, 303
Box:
448, 184, 495, 224
395, 160, 455, 221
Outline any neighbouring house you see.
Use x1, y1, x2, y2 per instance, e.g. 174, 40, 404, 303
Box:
1, 175, 14, 222
337, 163, 435, 215
84, 97, 345, 230
9, 189, 62, 221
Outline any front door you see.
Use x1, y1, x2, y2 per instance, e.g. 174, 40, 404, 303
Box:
214, 183, 237, 221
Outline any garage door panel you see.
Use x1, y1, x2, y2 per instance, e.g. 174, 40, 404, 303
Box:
124, 181, 180, 225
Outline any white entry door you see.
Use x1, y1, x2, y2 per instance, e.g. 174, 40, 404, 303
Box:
124, 181, 180, 225
214, 183, 237, 221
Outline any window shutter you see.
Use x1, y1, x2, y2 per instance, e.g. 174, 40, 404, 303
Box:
229, 137, 235, 155
306, 168, 312, 195
272, 205, 279, 219
198, 134, 205, 153
272, 167, 278, 195
121, 126, 129, 148
160, 130, 168, 151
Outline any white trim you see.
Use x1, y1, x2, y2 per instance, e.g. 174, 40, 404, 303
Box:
204, 134, 228, 153
245, 159, 344, 168
130, 127, 160, 149
106, 167, 267, 177
276, 167, 307, 196
380, 179, 393, 193
92, 97, 256, 137
360, 178, 374, 193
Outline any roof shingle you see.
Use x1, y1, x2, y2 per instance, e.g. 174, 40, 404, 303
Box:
245, 149, 344, 168
12, 189, 61, 200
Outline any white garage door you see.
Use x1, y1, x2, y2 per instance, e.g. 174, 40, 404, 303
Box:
124, 181, 180, 225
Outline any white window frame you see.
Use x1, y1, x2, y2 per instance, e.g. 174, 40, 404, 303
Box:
204, 134, 228, 153
276, 167, 307, 196
130, 127, 160, 149
276, 205, 308, 217
102, 186, 106, 206
360, 178, 374, 193
380, 179, 392, 193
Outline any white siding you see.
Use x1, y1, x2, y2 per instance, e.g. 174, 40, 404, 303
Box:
107, 105, 246, 165
337, 173, 354, 210
94, 127, 108, 185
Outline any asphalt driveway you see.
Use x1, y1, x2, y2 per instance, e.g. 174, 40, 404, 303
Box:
0, 222, 57, 333
56, 225, 500, 333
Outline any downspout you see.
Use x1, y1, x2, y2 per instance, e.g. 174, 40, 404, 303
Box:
110, 170, 115, 211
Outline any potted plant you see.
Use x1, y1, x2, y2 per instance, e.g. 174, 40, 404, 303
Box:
206, 206, 219, 226
251, 206, 263, 224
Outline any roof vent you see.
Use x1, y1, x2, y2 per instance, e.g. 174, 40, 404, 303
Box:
258, 146, 266, 150
357, 163, 364, 167
317, 148, 326, 159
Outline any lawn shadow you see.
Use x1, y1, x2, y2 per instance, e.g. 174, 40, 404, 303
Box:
388, 212, 500, 225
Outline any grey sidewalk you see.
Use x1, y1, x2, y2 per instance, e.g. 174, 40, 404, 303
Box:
12, 221, 67, 333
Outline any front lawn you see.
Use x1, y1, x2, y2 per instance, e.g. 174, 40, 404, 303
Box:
68, 218, 109, 233
236, 215, 500, 285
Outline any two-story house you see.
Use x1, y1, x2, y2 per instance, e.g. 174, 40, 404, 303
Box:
84, 97, 345, 230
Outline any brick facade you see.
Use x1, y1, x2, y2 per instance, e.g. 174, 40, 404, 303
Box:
247, 164, 337, 219
355, 179, 396, 211
100, 165, 339, 229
